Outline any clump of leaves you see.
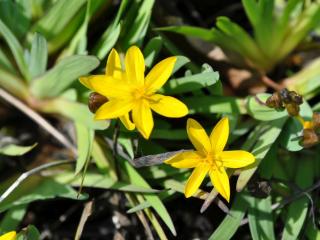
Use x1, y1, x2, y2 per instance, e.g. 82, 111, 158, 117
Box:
158, 0, 320, 72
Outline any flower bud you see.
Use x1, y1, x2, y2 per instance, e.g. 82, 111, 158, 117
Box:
88, 92, 108, 113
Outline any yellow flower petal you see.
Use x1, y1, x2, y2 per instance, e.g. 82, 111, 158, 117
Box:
125, 46, 145, 86
209, 167, 230, 202
185, 163, 208, 198
220, 150, 255, 168
95, 100, 134, 120
79, 75, 105, 90
210, 117, 229, 153
106, 48, 122, 79
145, 56, 177, 93
0, 231, 16, 240
132, 100, 154, 139
187, 118, 211, 155
165, 151, 202, 168
88, 75, 132, 98
119, 112, 135, 130
149, 94, 188, 118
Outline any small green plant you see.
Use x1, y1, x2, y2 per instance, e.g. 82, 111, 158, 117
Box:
159, 0, 320, 72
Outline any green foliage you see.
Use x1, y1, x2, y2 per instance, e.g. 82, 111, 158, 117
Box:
158, 0, 320, 72
0, 0, 319, 239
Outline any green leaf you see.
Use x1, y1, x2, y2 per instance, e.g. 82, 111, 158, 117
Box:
281, 159, 314, 240
172, 56, 190, 74
120, 0, 155, 49
286, 57, 320, 99
247, 93, 288, 121
0, 143, 37, 156
236, 118, 286, 191
95, 23, 121, 60
0, 68, 29, 99
280, 118, 303, 152
41, 98, 109, 130
161, 70, 219, 94
0, 178, 85, 213
184, 96, 246, 115
209, 192, 248, 240
151, 129, 187, 140
0, 205, 27, 234
119, 157, 176, 236
248, 196, 275, 240
0, 0, 30, 38
29, 33, 48, 80
55, 171, 160, 193
61, 0, 107, 57
0, 46, 15, 73
0, 19, 29, 80
156, 25, 215, 41
33, 0, 87, 39
242, 0, 259, 26
31, 55, 100, 98
75, 123, 94, 175
94, 0, 128, 59
143, 36, 163, 68
17, 225, 40, 240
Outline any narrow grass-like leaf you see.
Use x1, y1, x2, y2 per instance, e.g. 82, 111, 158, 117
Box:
17, 225, 40, 240
0, 143, 37, 156
279, 118, 303, 152
33, 0, 87, 38
121, 0, 155, 49
161, 71, 219, 94
56, 172, 160, 193
120, 157, 176, 236
281, 159, 313, 240
75, 123, 94, 175
248, 196, 275, 240
31, 55, 99, 98
0, 0, 30, 38
0, 178, 85, 213
0, 48, 15, 73
29, 33, 48, 79
209, 192, 248, 240
184, 96, 246, 115
156, 25, 215, 41
236, 118, 286, 191
0, 68, 29, 99
0, 19, 29, 80
144, 36, 163, 68
0, 204, 27, 233
40, 98, 109, 130
242, 0, 259, 26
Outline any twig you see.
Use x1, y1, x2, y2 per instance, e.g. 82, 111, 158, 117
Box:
0, 88, 77, 155
0, 159, 75, 203
132, 150, 188, 168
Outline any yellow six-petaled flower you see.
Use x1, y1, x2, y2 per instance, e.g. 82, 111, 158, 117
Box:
80, 46, 188, 139
165, 117, 255, 202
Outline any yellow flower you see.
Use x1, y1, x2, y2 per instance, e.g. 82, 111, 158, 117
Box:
165, 117, 255, 202
80, 46, 188, 139
0, 231, 16, 240
80, 48, 135, 131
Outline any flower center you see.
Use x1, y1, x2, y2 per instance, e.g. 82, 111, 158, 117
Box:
205, 152, 223, 170
133, 88, 153, 102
